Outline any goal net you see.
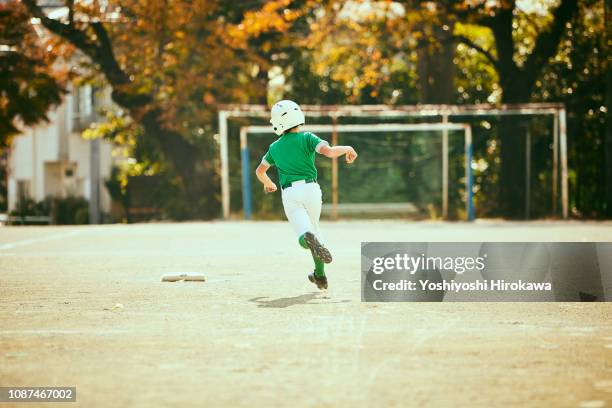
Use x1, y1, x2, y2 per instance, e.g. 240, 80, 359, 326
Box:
239, 123, 473, 220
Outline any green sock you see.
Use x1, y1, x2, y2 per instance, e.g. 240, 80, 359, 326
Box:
298, 234, 325, 278
314, 258, 325, 278
298, 234, 309, 249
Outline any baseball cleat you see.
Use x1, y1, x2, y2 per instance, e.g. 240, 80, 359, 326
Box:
303, 232, 333, 263
308, 272, 328, 290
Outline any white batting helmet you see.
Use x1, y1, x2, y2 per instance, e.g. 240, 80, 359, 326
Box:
270, 100, 305, 136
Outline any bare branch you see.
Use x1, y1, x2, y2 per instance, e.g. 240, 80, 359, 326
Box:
522, 0, 579, 88
23, 0, 137, 105
89, 21, 129, 86
454, 34, 499, 70
23, 0, 97, 55
487, 5, 517, 84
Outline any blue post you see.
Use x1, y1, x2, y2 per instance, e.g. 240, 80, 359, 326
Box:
240, 130, 253, 219
465, 127, 475, 221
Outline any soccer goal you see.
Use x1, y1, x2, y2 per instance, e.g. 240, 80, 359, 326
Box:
239, 123, 474, 221
218, 103, 568, 220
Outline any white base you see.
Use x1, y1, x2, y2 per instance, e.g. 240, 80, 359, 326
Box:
161, 273, 206, 282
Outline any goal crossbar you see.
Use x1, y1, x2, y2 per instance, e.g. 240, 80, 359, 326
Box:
239, 123, 474, 221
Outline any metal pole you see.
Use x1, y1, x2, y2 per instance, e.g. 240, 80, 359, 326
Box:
240, 128, 252, 220
31, 128, 37, 201
442, 114, 449, 219
219, 111, 230, 219
559, 108, 569, 219
331, 116, 338, 220
465, 125, 474, 221
219, 103, 564, 119
89, 138, 100, 224
552, 112, 559, 215
525, 127, 531, 220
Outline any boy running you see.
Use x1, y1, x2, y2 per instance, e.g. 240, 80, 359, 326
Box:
255, 100, 358, 290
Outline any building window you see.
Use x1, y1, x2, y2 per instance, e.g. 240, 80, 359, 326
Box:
72, 85, 95, 132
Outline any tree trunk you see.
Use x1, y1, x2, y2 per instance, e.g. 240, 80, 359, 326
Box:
417, 24, 455, 104
498, 85, 531, 218
468, 0, 579, 218
410, 22, 456, 216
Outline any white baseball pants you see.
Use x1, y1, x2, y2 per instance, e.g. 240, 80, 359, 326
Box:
281, 180, 324, 243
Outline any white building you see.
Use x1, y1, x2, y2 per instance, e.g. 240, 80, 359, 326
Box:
7, 83, 116, 220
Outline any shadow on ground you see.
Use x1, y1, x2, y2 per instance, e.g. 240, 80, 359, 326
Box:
249, 293, 351, 308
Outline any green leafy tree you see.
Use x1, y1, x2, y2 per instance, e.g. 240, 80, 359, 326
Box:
21, 0, 297, 218
0, 1, 65, 147
300, 0, 607, 218
0, 1, 66, 212
532, 0, 608, 216
439, 0, 581, 217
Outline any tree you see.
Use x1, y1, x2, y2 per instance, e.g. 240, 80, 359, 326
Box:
302, 1, 420, 104
22, 0, 297, 218
437, 0, 580, 217
0, 1, 65, 148
531, 0, 608, 217
305, 0, 582, 217
0, 0, 66, 212
23, 0, 218, 218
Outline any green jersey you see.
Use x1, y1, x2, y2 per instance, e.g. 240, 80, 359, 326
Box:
262, 131, 328, 187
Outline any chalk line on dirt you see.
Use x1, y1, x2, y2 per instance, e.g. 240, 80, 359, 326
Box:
0, 230, 82, 251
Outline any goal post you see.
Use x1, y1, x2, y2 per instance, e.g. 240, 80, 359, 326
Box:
219, 103, 567, 220
239, 123, 474, 221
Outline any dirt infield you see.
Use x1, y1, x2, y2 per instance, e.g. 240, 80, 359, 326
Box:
1, 221, 611, 407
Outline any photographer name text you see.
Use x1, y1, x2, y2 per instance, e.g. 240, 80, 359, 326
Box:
372, 279, 552, 292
